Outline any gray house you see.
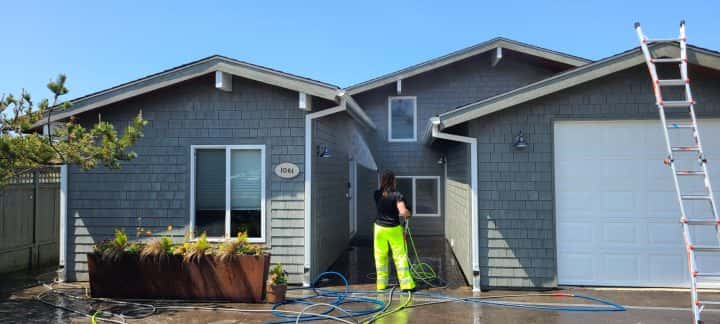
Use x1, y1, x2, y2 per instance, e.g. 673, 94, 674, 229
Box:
46, 37, 720, 291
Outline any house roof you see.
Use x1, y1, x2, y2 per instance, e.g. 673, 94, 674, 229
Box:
42, 55, 344, 124
435, 43, 720, 129
345, 37, 592, 95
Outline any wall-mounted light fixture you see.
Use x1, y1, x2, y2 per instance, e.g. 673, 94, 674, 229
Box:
437, 154, 447, 165
513, 131, 528, 149
316, 144, 332, 158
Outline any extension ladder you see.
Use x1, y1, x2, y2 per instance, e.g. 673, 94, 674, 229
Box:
635, 21, 720, 324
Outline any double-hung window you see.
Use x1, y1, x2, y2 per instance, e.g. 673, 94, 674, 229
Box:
388, 96, 417, 142
191, 145, 266, 242
395, 176, 440, 217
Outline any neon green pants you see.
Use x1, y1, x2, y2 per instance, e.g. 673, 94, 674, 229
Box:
373, 223, 415, 291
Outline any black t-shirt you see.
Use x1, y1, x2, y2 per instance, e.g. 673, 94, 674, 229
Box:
373, 190, 407, 227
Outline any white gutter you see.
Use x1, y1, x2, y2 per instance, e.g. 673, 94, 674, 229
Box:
303, 97, 348, 286
430, 117, 480, 292
58, 165, 68, 282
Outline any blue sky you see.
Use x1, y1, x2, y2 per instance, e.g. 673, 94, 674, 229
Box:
1, 0, 718, 102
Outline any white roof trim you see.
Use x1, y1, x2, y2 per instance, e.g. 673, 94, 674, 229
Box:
346, 38, 591, 95
438, 43, 720, 129
40, 56, 341, 125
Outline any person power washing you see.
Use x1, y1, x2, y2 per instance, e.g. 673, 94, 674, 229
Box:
372, 170, 416, 292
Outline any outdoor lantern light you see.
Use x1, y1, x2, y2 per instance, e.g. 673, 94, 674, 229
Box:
316, 144, 332, 158
513, 131, 528, 149
437, 154, 446, 165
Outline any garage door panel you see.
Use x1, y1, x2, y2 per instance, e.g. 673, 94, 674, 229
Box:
557, 222, 594, 246
602, 223, 639, 245
648, 223, 682, 246
558, 253, 595, 282
648, 253, 687, 285
601, 159, 639, 190
601, 191, 636, 212
556, 191, 595, 214
601, 127, 642, 157
647, 191, 678, 217
604, 254, 640, 282
555, 120, 720, 288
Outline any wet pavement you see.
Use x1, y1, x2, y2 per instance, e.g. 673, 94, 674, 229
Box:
2, 237, 720, 323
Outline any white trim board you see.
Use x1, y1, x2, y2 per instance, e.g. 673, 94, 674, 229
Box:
189, 144, 266, 243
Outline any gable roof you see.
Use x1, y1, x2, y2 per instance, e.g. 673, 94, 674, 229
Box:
435, 43, 720, 129
43, 55, 343, 124
346, 37, 592, 95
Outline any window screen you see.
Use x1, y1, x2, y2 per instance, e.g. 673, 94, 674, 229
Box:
230, 150, 262, 237
415, 178, 439, 215
389, 97, 416, 141
195, 149, 226, 237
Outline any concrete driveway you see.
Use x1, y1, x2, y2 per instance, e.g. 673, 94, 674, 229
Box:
2, 279, 719, 323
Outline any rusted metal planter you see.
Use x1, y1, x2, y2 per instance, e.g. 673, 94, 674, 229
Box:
87, 253, 270, 302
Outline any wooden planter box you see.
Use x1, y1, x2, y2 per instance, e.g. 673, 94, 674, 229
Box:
87, 253, 270, 302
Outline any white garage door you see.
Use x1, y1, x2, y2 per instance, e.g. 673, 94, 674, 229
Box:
555, 120, 720, 288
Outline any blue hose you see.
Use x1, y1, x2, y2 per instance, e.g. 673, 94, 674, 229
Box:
266, 272, 385, 324
265, 272, 625, 323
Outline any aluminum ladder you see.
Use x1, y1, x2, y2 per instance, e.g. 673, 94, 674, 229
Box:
635, 20, 720, 324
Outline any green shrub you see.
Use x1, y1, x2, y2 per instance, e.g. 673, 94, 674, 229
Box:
268, 263, 287, 285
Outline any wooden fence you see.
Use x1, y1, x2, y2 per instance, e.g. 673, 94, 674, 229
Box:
0, 169, 60, 274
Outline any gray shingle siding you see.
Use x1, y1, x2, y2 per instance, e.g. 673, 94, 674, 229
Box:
444, 141, 472, 283
66, 74, 330, 283
467, 64, 720, 288
311, 114, 354, 278
354, 50, 566, 236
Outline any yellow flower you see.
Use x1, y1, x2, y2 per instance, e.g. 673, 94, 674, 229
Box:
167, 225, 173, 231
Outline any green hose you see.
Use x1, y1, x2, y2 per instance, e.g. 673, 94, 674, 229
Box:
403, 218, 443, 287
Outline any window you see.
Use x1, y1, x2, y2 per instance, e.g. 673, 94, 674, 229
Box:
388, 97, 417, 142
191, 145, 266, 242
395, 176, 440, 217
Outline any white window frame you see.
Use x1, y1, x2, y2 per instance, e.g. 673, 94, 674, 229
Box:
387, 96, 417, 142
190, 145, 266, 243
395, 175, 441, 217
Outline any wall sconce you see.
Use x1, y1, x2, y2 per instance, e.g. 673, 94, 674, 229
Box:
316, 144, 332, 158
437, 154, 447, 165
513, 131, 528, 149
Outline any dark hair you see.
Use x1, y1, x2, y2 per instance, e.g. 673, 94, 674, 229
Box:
380, 170, 396, 197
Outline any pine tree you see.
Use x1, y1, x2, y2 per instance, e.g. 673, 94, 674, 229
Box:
0, 74, 146, 185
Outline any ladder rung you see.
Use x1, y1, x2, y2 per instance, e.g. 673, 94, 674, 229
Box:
699, 300, 720, 305
681, 195, 712, 200
696, 272, 720, 277
676, 170, 706, 176
652, 58, 684, 63
646, 38, 683, 43
657, 79, 687, 86
662, 100, 695, 108
666, 123, 694, 129
672, 146, 700, 152
683, 218, 719, 225
691, 245, 720, 252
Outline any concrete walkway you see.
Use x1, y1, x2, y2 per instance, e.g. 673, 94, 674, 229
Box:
1, 238, 717, 323
2, 281, 719, 323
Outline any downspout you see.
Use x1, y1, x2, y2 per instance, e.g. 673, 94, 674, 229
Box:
303, 95, 348, 286
430, 117, 480, 292
59, 165, 68, 282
